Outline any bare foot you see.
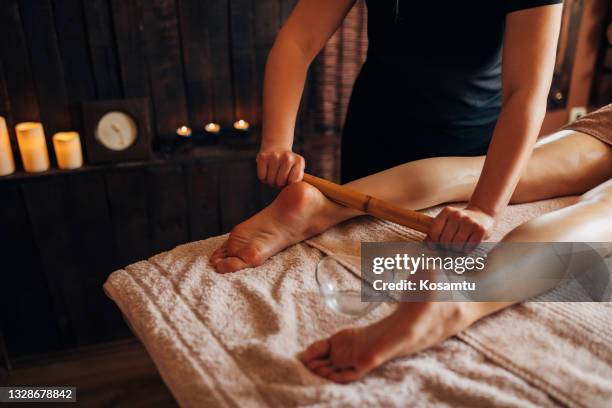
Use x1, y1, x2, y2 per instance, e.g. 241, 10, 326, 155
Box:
299, 302, 477, 383
210, 182, 355, 273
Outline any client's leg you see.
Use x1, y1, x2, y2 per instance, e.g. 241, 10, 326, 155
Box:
300, 180, 612, 383
211, 131, 612, 273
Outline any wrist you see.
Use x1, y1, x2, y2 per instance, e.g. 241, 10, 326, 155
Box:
466, 201, 497, 219
260, 140, 292, 153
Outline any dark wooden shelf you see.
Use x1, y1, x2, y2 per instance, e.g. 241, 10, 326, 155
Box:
0, 145, 259, 183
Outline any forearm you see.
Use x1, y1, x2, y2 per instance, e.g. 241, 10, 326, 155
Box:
261, 38, 311, 151
469, 90, 547, 216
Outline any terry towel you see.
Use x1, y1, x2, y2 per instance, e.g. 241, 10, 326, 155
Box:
104, 196, 612, 407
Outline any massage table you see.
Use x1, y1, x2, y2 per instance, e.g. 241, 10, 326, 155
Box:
104, 195, 612, 407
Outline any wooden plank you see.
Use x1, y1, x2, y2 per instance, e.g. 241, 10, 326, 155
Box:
253, 0, 281, 123
142, 0, 189, 144
110, 0, 150, 98
184, 160, 220, 240
0, 0, 41, 127
177, 0, 214, 129
0, 182, 61, 357
219, 159, 259, 232
230, 0, 258, 123
5, 340, 177, 407
21, 177, 79, 350
19, 0, 72, 150
83, 0, 123, 99
280, 0, 298, 23
53, 0, 97, 108
147, 164, 189, 253
105, 168, 151, 267
66, 172, 130, 343
207, 0, 234, 125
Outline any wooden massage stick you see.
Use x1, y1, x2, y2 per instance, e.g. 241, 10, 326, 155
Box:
302, 173, 434, 233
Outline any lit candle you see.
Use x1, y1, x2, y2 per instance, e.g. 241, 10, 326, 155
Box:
16, 122, 50, 173
204, 122, 221, 134
0, 116, 15, 176
176, 125, 192, 138
53, 132, 83, 170
233, 119, 250, 131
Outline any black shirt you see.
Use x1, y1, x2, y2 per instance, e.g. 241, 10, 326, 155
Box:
363, 0, 562, 127
340, 0, 562, 182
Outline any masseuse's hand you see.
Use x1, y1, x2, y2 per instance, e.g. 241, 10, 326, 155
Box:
427, 205, 495, 252
256, 148, 305, 188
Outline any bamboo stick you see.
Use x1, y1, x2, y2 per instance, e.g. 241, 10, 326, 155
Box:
302, 173, 434, 233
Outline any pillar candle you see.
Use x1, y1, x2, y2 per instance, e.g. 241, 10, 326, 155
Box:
16, 122, 50, 173
53, 131, 83, 170
0, 116, 15, 176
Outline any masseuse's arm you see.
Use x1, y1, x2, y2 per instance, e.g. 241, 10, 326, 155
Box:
257, 0, 356, 187
428, 4, 563, 247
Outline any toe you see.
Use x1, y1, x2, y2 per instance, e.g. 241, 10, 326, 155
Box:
210, 242, 228, 265
236, 244, 265, 267
299, 339, 330, 363
315, 365, 338, 378
328, 369, 362, 384
215, 256, 250, 273
306, 359, 332, 371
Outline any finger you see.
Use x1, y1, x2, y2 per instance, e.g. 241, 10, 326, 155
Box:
452, 222, 475, 253
256, 154, 268, 181
275, 155, 294, 187
466, 225, 486, 251
439, 211, 460, 246
428, 211, 449, 243
306, 359, 332, 371
287, 156, 305, 184
299, 339, 330, 363
265, 154, 281, 186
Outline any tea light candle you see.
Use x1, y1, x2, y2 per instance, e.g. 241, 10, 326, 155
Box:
176, 125, 192, 138
204, 122, 221, 134
53, 132, 83, 170
233, 119, 250, 131
16, 122, 50, 173
0, 116, 15, 176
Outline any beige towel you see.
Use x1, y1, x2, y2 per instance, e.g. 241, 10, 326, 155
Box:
104, 196, 611, 407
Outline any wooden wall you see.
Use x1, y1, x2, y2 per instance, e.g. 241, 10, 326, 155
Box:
0, 0, 300, 157
0, 0, 300, 359
0, 153, 276, 358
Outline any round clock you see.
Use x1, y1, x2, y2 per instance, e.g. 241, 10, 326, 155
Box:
95, 111, 138, 151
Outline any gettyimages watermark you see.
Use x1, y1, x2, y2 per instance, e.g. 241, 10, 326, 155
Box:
360, 242, 612, 302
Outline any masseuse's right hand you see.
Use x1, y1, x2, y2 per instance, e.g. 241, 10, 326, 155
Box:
256, 148, 305, 188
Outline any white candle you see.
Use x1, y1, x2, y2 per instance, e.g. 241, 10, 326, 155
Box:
204, 122, 221, 134
176, 125, 192, 137
53, 131, 83, 170
0, 116, 15, 176
233, 119, 250, 131
16, 122, 50, 173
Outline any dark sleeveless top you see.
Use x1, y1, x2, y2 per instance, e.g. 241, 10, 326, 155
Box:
340, 0, 562, 183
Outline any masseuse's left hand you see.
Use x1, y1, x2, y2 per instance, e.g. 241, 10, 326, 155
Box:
427, 205, 495, 252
